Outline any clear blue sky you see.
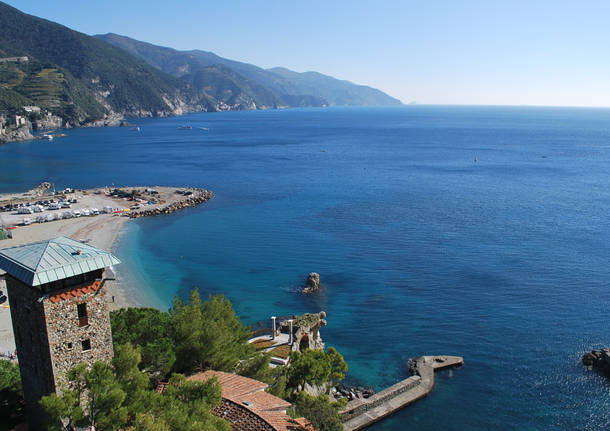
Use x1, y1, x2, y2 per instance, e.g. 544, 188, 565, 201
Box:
6, 0, 610, 107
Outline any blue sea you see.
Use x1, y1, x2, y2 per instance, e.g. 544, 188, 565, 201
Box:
1, 106, 610, 430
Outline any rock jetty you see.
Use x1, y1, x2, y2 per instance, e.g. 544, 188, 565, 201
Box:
582, 348, 610, 374
129, 189, 213, 219
341, 355, 464, 431
302, 272, 321, 294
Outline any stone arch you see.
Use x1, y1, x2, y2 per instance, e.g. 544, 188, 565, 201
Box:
299, 334, 310, 351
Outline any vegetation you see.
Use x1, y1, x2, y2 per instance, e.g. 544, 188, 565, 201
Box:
171, 291, 255, 373
110, 307, 175, 378
251, 338, 275, 351
269, 344, 292, 359
0, 287, 345, 431
110, 290, 267, 380
0, 360, 24, 431
287, 347, 348, 390
40, 344, 230, 431
291, 393, 347, 431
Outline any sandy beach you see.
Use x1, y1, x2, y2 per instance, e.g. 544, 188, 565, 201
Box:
0, 185, 212, 356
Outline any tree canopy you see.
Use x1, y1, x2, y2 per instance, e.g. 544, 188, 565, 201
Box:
40, 344, 229, 431
0, 360, 24, 430
170, 290, 254, 373
287, 347, 348, 390
292, 393, 346, 431
110, 307, 176, 378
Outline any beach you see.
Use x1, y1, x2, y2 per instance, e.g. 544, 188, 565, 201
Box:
0, 185, 212, 355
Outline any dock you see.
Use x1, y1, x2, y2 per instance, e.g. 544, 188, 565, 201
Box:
341, 355, 464, 431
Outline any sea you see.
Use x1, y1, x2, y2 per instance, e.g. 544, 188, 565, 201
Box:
1, 105, 609, 430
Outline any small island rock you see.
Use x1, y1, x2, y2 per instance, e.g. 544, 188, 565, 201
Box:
582, 348, 610, 375
302, 272, 321, 294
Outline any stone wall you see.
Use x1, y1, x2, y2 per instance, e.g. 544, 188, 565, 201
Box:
44, 276, 114, 389
6, 275, 56, 430
212, 399, 275, 431
340, 376, 421, 422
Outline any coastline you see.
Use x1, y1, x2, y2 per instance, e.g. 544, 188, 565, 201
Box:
0, 185, 212, 354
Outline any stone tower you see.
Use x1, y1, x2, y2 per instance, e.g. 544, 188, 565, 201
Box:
0, 237, 120, 430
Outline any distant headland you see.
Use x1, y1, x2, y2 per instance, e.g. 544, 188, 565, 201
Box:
0, 2, 402, 144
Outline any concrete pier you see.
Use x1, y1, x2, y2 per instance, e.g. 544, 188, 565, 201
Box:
341, 355, 464, 431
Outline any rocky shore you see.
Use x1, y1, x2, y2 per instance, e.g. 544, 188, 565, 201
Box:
582, 348, 610, 374
128, 189, 213, 218
333, 384, 375, 401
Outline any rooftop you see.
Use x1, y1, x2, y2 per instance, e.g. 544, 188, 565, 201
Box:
0, 236, 120, 286
188, 371, 311, 431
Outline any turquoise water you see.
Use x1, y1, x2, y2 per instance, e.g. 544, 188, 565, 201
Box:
1, 106, 610, 429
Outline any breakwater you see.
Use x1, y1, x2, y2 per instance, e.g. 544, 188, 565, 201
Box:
128, 189, 213, 219
341, 355, 463, 431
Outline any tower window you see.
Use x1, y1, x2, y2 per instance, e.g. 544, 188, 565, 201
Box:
81, 339, 91, 352
66, 342, 73, 350
77, 303, 88, 327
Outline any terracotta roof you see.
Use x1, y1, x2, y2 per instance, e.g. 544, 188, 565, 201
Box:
188, 371, 311, 431
48, 279, 102, 303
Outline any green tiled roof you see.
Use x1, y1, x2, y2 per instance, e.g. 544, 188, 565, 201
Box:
0, 237, 121, 287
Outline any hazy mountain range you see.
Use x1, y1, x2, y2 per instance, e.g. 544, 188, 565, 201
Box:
0, 1, 401, 139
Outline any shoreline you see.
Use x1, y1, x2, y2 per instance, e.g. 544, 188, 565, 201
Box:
0, 185, 212, 354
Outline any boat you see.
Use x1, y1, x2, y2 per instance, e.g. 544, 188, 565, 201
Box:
177, 125, 192, 130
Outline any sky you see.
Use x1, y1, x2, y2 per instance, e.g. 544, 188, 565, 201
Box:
6, 0, 610, 107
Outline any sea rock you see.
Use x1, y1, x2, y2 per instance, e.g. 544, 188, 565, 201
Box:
582, 348, 610, 375
302, 272, 321, 294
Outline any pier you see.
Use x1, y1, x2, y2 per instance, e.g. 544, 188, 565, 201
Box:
341, 355, 464, 431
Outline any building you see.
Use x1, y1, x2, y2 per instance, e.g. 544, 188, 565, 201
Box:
0, 237, 120, 430
23, 106, 41, 113
159, 371, 312, 431
13, 115, 26, 127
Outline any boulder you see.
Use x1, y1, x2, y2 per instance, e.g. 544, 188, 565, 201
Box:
302, 272, 321, 294
582, 348, 610, 375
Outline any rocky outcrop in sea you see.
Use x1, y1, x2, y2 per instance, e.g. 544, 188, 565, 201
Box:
302, 272, 321, 294
582, 348, 610, 374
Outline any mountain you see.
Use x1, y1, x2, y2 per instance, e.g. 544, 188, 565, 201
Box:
0, 1, 201, 127
95, 33, 402, 107
0, 2, 402, 143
